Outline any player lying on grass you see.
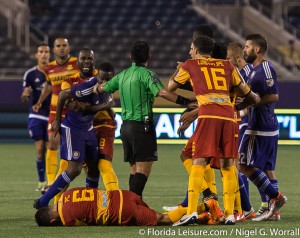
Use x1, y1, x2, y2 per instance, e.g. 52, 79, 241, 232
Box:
35, 187, 221, 226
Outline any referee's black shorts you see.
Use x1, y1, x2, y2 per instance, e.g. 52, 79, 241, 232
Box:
120, 120, 158, 163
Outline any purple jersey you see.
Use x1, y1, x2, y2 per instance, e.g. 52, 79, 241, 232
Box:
239, 64, 253, 141
62, 77, 109, 130
246, 61, 279, 133
23, 66, 51, 119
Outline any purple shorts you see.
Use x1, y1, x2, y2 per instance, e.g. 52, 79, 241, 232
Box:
28, 118, 48, 141
239, 134, 278, 171
60, 124, 98, 163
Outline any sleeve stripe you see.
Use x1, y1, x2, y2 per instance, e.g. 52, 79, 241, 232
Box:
80, 87, 94, 95
244, 65, 251, 76
262, 61, 272, 79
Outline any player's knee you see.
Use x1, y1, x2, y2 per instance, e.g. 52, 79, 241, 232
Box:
66, 163, 82, 179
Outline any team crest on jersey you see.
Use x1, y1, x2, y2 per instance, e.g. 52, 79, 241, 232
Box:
67, 65, 73, 70
266, 78, 274, 87
250, 71, 256, 79
72, 151, 80, 159
75, 91, 82, 97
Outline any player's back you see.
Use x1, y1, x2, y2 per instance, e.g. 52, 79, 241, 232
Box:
58, 187, 110, 226
185, 58, 238, 120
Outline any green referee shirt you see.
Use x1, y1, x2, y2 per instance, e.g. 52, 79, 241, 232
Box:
103, 63, 164, 121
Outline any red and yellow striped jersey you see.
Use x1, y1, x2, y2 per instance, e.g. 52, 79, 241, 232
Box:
58, 188, 111, 226
44, 57, 79, 114
174, 57, 249, 121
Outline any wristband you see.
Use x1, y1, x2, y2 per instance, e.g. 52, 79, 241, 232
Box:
176, 95, 190, 106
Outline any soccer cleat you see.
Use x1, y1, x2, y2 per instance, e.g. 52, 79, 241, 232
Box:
35, 181, 47, 192
162, 204, 183, 212
234, 212, 246, 223
252, 210, 269, 221
33, 199, 41, 209
205, 199, 222, 221
40, 185, 51, 195
266, 211, 281, 221
172, 212, 198, 226
244, 207, 256, 219
256, 205, 268, 216
224, 214, 235, 225
267, 193, 287, 219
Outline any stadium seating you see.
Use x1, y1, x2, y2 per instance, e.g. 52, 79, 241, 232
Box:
28, 0, 211, 74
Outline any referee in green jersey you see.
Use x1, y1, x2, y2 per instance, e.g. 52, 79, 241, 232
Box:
94, 41, 192, 197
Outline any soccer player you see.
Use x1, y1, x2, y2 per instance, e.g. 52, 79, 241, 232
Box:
33, 48, 112, 208
226, 42, 256, 220
35, 187, 220, 226
94, 41, 193, 198
239, 34, 287, 221
21, 44, 51, 191
32, 38, 79, 193
163, 24, 226, 213
171, 36, 260, 226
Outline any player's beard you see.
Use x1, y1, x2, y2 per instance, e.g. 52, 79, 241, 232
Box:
244, 50, 257, 64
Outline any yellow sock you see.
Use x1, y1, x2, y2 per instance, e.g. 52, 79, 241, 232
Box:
183, 158, 192, 174
204, 164, 217, 194
167, 207, 187, 223
55, 160, 68, 179
233, 168, 242, 214
221, 165, 238, 217
98, 159, 119, 191
201, 179, 209, 192
53, 160, 69, 204
46, 149, 58, 185
53, 184, 69, 205
187, 165, 205, 215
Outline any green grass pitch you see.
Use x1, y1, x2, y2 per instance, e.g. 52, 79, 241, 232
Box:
0, 144, 299, 238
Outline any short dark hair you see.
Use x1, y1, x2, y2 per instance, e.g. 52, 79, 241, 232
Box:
193, 24, 214, 39
35, 207, 52, 226
246, 34, 268, 54
193, 36, 214, 55
35, 207, 62, 226
130, 41, 150, 64
98, 62, 114, 74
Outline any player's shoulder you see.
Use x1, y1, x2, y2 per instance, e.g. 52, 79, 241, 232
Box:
68, 57, 77, 63
24, 66, 37, 77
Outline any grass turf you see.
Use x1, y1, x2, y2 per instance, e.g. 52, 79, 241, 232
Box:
0, 144, 299, 238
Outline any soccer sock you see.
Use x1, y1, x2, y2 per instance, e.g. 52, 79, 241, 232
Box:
39, 171, 71, 207
240, 172, 249, 195
129, 174, 134, 188
249, 170, 279, 200
130, 172, 148, 197
258, 190, 268, 203
55, 159, 68, 179
238, 171, 252, 212
183, 158, 193, 174
234, 169, 243, 214
36, 158, 45, 182
45, 149, 58, 185
86, 176, 99, 188
267, 179, 279, 201
167, 207, 187, 223
221, 165, 238, 217
180, 190, 189, 207
187, 165, 205, 215
166, 202, 207, 223
204, 164, 217, 194
98, 159, 119, 191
